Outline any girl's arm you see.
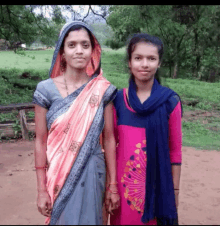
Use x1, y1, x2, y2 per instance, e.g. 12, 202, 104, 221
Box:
34, 104, 51, 217
103, 102, 120, 212
168, 101, 182, 207
103, 102, 117, 184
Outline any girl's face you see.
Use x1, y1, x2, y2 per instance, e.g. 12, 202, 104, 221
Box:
63, 28, 92, 71
129, 42, 160, 83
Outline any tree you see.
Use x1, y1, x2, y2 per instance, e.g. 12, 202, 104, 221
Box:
172, 5, 220, 80
0, 5, 66, 50
90, 22, 113, 47
107, 5, 148, 43
106, 5, 188, 78
106, 5, 220, 82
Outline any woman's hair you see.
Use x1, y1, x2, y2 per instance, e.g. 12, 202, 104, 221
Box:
126, 33, 164, 84
60, 24, 96, 54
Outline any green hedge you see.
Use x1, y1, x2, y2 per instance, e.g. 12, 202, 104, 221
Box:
0, 68, 49, 105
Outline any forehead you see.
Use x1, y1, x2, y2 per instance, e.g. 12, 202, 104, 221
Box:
65, 28, 90, 42
132, 42, 159, 56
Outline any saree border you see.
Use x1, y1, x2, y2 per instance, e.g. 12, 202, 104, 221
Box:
49, 84, 116, 225
46, 75, 95, 131
33, 89, 51, 110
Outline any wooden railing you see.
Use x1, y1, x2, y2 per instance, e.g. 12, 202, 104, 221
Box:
0, 102, 35, 139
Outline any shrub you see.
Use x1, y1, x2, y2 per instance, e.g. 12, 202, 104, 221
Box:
104, 39, 125, 50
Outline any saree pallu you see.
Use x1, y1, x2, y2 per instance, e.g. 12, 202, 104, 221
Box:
42, 73, 117, 225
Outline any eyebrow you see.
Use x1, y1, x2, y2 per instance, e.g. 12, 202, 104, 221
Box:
133, 54, 158, 57
67, 40, 90, 44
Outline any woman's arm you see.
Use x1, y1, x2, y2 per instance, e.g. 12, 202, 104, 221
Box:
34, 104, 51, 217
35, 104, 48, 191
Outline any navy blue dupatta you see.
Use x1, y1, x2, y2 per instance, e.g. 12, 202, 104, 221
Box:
128, 78, 179, 225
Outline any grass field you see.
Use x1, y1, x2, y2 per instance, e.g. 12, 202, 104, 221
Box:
0, 48, 220, 150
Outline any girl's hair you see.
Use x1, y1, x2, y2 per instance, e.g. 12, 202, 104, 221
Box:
60, 24, 96, 54
126, 33, 164, 84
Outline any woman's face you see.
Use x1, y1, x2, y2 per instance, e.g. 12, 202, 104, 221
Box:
129, 42, 160, 83
63, 28, 92, 71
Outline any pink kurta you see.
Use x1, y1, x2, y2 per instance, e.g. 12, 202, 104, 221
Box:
110, 88, 182, 225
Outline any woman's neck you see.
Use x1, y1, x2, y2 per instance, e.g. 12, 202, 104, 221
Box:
64, 67, 90, 85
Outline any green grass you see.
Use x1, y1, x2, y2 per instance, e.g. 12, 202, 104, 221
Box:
182, 120, 220, 150
165, 78, 220, 110
0, 48, 220, 150
0, 49, 53, 71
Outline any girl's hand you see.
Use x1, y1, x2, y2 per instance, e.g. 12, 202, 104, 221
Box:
37, 190, 52, 217
174, 190, 179, 208
109, 193, 120, 213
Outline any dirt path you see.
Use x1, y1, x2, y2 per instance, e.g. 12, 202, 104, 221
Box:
0, 140, 220, 225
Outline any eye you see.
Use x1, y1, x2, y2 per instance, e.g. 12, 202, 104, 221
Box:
83, 44, 89, 48
149, 57, 156, 61
135, 56, 141, 60
68, 43, 75, 48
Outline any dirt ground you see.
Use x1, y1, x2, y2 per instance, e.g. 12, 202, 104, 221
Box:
0, 140, 220, 225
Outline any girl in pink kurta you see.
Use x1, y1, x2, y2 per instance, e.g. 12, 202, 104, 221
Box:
109, 33, 182, 225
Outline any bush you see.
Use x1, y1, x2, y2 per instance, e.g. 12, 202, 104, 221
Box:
0, 68, 49, 105
16, 49, 26, 56
104, 39, 125, 50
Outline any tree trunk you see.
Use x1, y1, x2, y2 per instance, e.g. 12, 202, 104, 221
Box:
169, 63, 172, 78
173, 62, 178, 79
209, 68, 219, 83
196, 55, 201, 79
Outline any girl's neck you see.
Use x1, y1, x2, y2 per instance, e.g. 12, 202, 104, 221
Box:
133, 77, 155, 104
134, 77, 154, 93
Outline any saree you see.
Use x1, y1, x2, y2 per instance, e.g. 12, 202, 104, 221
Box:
33, 21, 117, 225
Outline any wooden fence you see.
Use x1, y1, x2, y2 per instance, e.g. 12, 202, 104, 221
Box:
0, 102, 35, 139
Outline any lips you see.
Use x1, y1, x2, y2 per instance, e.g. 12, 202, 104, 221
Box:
139, 70, 150, 73
139, 71, 150, 75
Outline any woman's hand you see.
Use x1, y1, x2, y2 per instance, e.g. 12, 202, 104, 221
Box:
105, 189, 112, 214
37, 190, 52, 217
105, 184, 120, 215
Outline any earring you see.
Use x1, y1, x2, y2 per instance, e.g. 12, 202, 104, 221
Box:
60, 54, 66, 72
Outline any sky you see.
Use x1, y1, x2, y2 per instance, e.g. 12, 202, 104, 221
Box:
33, 5, 102, 22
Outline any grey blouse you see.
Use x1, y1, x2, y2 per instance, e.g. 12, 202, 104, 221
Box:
33, 78, 117, 116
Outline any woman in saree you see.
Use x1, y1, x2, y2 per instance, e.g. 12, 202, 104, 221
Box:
33, 21, 120, 225
110, 33, 182, 225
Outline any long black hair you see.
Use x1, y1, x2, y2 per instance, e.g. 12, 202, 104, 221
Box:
126, 33, 164, 84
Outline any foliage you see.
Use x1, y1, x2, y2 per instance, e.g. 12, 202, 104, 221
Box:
12, 119, 22, 138
106, 5, 220, 82
0, 66, 48, 105
90, 22, 114, 47
0, 5, 65, 48
104, 39, 124, 49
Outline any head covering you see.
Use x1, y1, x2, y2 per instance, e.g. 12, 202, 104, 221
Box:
49, 21, 101, 78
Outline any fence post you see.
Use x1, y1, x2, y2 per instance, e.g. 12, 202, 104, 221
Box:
19, 109, 29, 140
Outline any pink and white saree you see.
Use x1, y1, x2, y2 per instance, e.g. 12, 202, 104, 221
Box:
33, 21, 117, 225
